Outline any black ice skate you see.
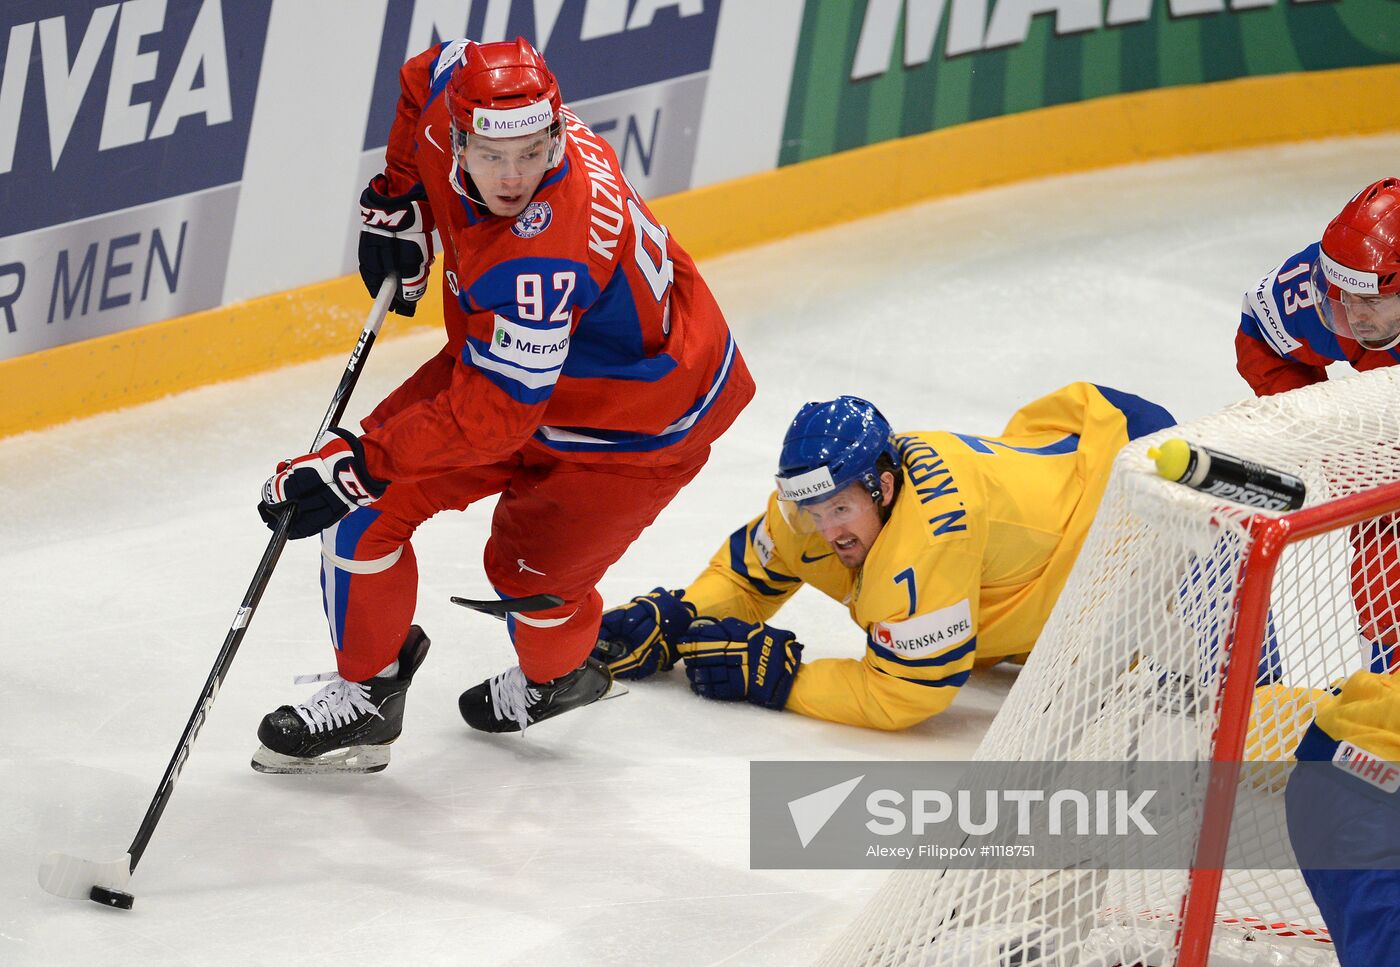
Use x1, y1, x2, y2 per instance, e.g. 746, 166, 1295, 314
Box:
458, 657, 614, 733
251, 626, 431, 774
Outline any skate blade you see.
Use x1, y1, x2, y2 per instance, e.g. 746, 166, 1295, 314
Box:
600, 681, 629, 700
250, 744, 390, 775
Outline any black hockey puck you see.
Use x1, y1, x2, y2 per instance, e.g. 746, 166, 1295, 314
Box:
89, 885, 135, 910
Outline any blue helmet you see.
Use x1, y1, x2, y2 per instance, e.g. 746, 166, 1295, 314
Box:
775, 396, 899, 507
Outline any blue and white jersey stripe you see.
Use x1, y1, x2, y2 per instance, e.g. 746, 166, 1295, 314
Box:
533, 334, 737, 453
463, 313, 570, 405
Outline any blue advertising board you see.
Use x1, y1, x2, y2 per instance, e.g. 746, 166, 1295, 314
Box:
0, 0, 272, 355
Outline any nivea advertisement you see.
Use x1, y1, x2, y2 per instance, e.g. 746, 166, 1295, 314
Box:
0, 0, 271, 357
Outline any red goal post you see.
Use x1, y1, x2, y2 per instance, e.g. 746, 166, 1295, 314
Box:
1180, 477, 1400, 966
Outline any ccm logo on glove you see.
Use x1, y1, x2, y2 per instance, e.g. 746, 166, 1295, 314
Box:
358, 175, 434, 316
363, 208, 411, 229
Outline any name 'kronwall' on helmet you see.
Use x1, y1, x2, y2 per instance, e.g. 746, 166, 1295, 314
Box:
775, 396, 901, 533
443, 37, 566, 206
1311, 177, 1400, 351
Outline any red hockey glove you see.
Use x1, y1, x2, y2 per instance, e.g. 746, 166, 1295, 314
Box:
358, 175, 433, 316
259, 429, 388, 539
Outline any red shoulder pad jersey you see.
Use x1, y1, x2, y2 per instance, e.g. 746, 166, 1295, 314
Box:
1235, 242, 1400, 397
359, 40, 753, 481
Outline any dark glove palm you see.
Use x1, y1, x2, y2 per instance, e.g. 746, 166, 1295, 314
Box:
676, 617, 804, 709
592, 589, 695, 680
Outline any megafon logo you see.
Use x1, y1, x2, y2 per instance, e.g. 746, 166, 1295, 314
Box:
787, 775, 864, 847
494, 327, 511, 348
476, 116, 490, 132
1319, 250, 1380, 295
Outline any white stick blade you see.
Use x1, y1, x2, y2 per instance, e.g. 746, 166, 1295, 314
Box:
38, 851, 131, 899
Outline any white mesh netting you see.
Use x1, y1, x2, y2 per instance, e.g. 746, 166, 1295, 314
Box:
820, 369, 1400, 967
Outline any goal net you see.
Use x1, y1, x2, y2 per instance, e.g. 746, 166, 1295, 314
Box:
820, 369, 1400, 967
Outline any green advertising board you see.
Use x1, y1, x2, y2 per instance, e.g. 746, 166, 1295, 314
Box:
781, 0, 1400, 165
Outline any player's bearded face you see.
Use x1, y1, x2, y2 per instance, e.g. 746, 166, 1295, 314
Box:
1311, 258, 1400, 350
1340, 291, 1400, 348
461, 132, 553, 218
804, 482, 888, 569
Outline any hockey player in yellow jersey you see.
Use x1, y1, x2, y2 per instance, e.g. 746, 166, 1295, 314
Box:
1285, 670, 1400, 966
593, 383, 1176, 730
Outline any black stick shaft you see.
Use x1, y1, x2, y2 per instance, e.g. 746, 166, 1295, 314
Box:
124, 276, 399, 872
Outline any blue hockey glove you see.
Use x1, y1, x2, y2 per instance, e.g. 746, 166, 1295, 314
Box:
675, 617, 803, 710
259, 428, 388, 539
592, 588, 695, 680
358, 175, 433, 316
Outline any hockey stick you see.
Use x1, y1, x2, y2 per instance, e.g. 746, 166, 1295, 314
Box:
38, 275, 401, 911
452, 592, 630, 699
450, 593, 565, 618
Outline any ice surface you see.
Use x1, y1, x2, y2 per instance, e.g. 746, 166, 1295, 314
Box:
4, 135, 1398, 966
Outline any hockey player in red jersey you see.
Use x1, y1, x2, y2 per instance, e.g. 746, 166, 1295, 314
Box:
1235, 177, 1400, 396
1235, 179, 1400, 676
250, 38, 754, 773
1236, 187, 1400, 962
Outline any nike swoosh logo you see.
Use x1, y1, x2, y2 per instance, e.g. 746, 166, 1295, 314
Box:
423, 124, 444, 153
801, 551, 834, 563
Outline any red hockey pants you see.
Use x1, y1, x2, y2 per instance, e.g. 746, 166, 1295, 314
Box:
1351, 515, 1400, 672
319, 444, 707, 682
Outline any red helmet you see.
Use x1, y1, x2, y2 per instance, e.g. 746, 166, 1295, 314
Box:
444, 38, 566, 169
1319, 178, 1400, 296
1311, 178, 1400, 350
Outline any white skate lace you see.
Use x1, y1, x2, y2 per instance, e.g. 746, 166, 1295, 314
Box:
487, 666, 542, 732
290, 672, 383, 734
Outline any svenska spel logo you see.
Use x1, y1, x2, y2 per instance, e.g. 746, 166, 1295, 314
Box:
512, 202, 553, 239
